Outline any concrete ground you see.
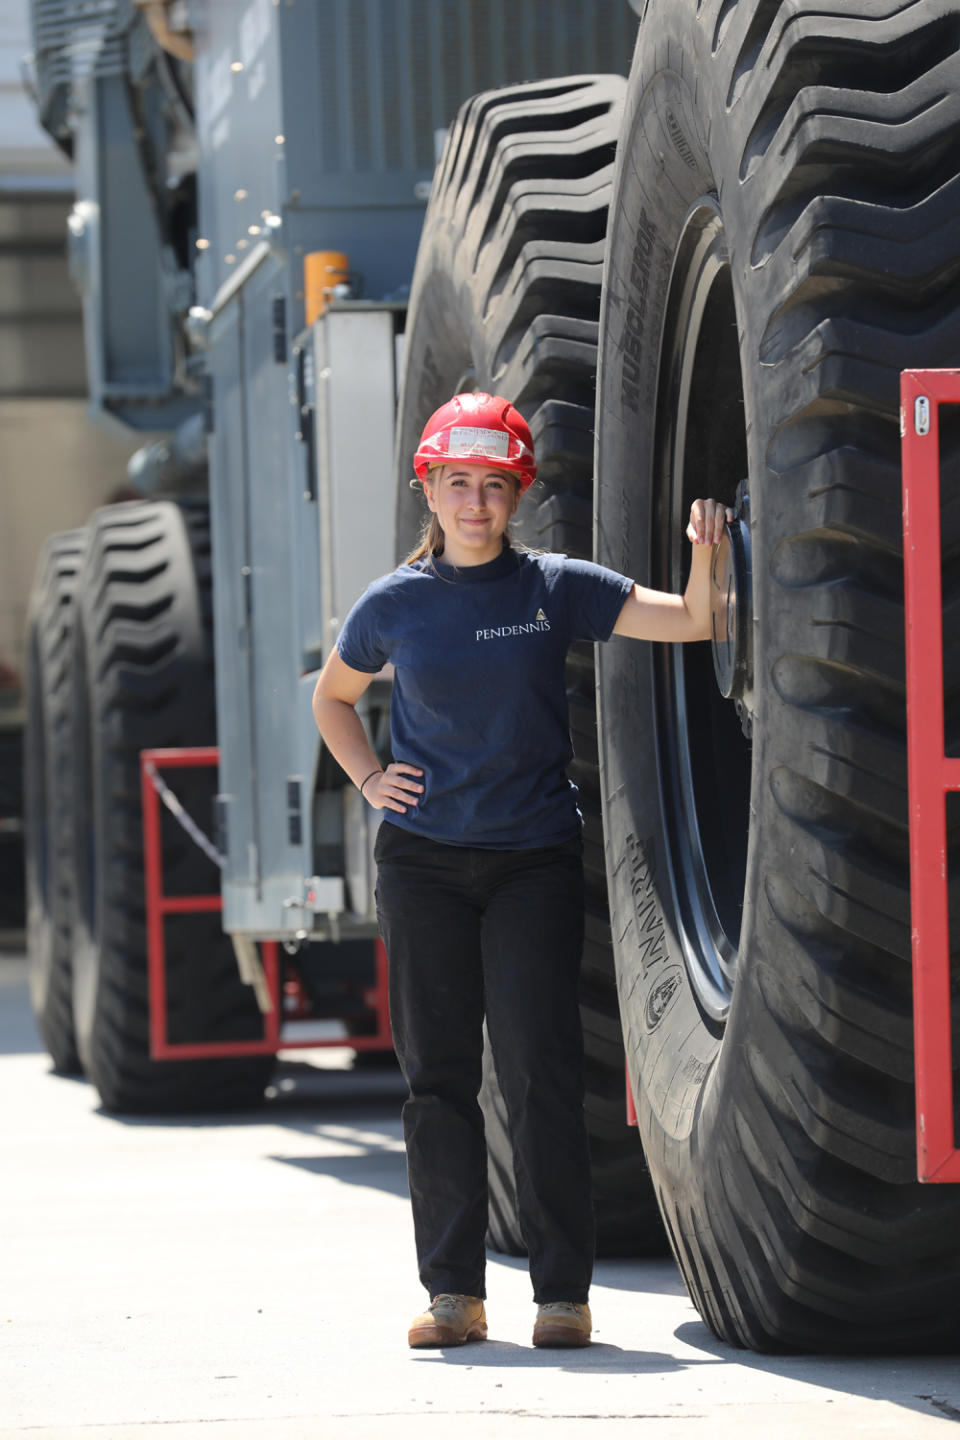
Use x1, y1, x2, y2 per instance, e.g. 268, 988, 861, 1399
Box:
2, 951, 958, 1439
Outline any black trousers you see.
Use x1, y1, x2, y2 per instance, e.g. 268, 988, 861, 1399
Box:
374, 820, 595, 1304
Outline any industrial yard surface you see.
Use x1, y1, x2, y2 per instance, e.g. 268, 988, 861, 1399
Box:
2, 952, 958, 1439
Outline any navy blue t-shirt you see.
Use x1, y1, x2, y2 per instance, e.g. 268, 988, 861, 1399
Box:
336, 546, 634, 849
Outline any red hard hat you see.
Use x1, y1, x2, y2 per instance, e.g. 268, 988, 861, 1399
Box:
413, 393, 537, 489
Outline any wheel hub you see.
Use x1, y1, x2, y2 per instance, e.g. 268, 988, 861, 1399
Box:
710, 512, 753, 736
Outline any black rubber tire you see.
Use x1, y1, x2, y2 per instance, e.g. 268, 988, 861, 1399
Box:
0, 722, 26, 933
24, 530, 86, 1072
71, 499, 275, 1113
596, 0, 960, 1350
395, 75, 662, 1257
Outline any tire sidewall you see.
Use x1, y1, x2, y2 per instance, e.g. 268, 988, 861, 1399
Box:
596, 21, 773, 1180
70, 590, 106, 1073
71, 501, 207, 1078
24, 594, 57, 1015
24, 537, 82, 1071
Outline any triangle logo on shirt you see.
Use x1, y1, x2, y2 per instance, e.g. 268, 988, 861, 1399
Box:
535, 608, 547, 622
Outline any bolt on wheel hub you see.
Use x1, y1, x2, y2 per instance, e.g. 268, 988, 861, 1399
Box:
710, 514, 754, 735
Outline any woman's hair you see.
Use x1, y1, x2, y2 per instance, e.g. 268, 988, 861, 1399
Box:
403, 463, 524, 569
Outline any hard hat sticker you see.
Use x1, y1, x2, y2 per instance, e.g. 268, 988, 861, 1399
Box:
448, 426, 511, 459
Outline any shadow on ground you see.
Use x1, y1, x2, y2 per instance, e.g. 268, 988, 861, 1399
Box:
407, 1318, 960, 1429
671, 1322, 960, 1428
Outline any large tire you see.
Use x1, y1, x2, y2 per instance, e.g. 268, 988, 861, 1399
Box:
395, 75, 662, 1257
24, 531, 86, 1072
596, 0, 960, 1349
0, 722, 26, 932
71, 499, 275, 1112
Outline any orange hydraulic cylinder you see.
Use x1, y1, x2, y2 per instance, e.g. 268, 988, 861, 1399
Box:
304, 251, 349, 323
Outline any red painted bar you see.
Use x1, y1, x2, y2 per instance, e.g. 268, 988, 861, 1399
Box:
139, 748, 393, 1062
901, 369, 960, 1183
158, 896, 223, 915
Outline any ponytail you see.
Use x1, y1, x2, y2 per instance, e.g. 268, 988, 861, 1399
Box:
404, 511, 448, 567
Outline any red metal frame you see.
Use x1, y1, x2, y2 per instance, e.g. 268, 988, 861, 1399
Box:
901, 369, 960, 1183
140, 747, 392, 1062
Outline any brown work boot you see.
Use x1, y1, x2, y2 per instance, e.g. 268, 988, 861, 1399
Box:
408, 1293, 487, 1348
532, 1301, 592, 1348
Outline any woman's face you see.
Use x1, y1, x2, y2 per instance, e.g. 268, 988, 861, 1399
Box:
423, 463, 521, 565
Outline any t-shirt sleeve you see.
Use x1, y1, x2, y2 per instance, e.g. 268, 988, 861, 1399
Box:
562, 557, 635, 643
336, 585, 390, 673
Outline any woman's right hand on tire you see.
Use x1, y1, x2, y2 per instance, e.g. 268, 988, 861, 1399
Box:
364, 762, 424, 813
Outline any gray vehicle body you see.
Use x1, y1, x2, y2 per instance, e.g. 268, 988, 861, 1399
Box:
28, 0, 636, 941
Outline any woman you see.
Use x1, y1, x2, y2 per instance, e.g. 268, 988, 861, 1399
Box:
313, 392, 732, 1350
